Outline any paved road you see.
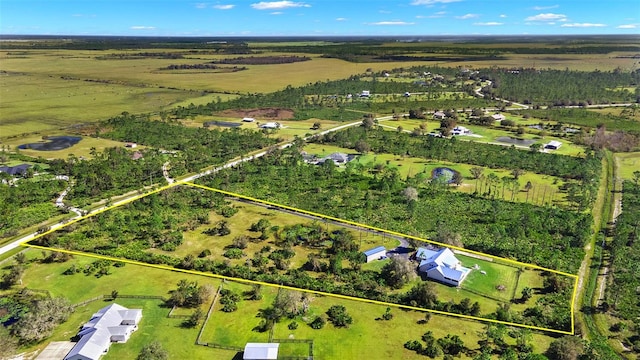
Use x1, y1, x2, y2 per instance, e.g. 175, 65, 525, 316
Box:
0, 117, 372, 257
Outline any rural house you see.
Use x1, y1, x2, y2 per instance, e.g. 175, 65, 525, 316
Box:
259, 122, 281, 129
433, 111, 446, 120
363, 246, 386, 263
544, 140, 562, 150
491, 113, 506, 121
243, 343, 279, 360
64, 303, 142, 360
416, 247, 470, 286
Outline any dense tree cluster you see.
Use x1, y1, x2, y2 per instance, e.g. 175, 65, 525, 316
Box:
608, 181, 640, 326
0, 178, 66, 237
201, 148, 590, 274
209, 55, 311, 65
480, 68, 640, 106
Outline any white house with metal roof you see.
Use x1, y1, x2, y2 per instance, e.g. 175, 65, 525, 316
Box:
64, 303, 142, 360
416, 247, 470, 286
243, 343, 279, 360
363, 246, 386, 263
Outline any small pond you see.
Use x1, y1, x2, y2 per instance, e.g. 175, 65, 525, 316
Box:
431, 167, 460, 184
495, 136, 536, 146
18, 136, 82, 151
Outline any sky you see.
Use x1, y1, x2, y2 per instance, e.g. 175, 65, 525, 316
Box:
1, 0, 639, 37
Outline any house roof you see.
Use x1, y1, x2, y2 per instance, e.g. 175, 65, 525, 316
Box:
491, 113, 506, 120
363, 246, 386, 256
0, 164, 31, 176
243, 343, 279, 360
433, 111, 446, 117
64, 328, 110, 360
65, 303, 141, 360
546, 140, 562, 148
417, 247, 469, 282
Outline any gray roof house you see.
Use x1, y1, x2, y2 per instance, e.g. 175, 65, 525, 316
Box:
544, 140, 562, 150
0, 164, 31, 176
416, 247, 470, 287
64, 303, 142, 360
243, 343, 279, 360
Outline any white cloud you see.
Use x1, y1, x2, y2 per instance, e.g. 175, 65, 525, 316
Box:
335, 17, 348, 21
251, 1, 310, 10
532, 5, 559, 10
213, 4, 235, 10
411, 0, 462, 5
499, 14, 507, 18
420, 11, 447, 18
561, 23, 606, 28
195, 3, 208, 9
368, 21, 415, 25
617, 24, 637, 29
130, 26, 156, 30
270, 11, 283, 15
456, 13, 479, 19
525, 13, 567, 22
474, 22, 503, 26
379, 10, 392, 14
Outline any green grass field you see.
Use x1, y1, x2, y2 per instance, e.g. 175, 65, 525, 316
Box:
302, 142, 569, 207
614, 152, 640, 180
160, 198, 399, 269
3, 248, 557, 359
458, 254, 520, 302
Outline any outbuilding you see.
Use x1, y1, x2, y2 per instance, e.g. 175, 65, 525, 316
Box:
242, 117, 256, 122
544, 140, 562, 150
243, 343, 279, 360
363, 246, 386, 263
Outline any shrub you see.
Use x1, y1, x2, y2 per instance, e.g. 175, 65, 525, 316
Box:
198, 249, 211, 258
288, 321, 298, 330
309, 316, 325, 329
223, 248, 244, 259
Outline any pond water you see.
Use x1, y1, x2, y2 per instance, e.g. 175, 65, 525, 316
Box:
18, 136, 82, 151
495, 136, 536, 146
431, 167, 460, 184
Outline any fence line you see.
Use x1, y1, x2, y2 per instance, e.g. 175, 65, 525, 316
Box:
197, 283, 223, 345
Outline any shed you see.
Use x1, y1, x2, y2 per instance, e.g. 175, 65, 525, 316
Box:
491, 113, 506, 121
363, 246, 386, 263
544, 140, 562, 150
433, 111, 446, 120
360, 90, 370, 98
243, 343, 279, 360
242, 117, 256, 122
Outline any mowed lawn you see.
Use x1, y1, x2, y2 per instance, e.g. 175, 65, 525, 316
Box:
457, 254, 521, 302
11, 249, 224, 359
199, 282, 277, 348
615, 151, 640, 180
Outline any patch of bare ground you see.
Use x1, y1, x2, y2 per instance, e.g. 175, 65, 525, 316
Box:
216, 107, 295, 120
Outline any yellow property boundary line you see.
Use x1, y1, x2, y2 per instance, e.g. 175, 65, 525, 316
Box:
20, 181, 577, 335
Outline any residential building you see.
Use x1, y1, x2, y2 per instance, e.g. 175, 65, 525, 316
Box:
416, 247, 470, 286
433, 111, 446, 120
491, 113, 506, 121
64, 303, 142, 360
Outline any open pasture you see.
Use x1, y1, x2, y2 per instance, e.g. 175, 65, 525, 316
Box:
0, 71, 195, 137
